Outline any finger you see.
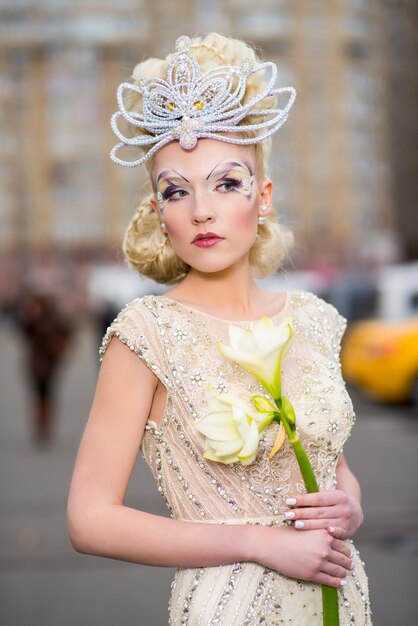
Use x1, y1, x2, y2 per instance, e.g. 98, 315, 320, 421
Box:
314, 573, 348, 589
286, 491, 344, 508
328, 549, 352, 572
327, 525, 348, 540
331, 538, 352, 558
292, 519, 333, 531
285, 506, 339, 521
328, 545, 353, 571
321, 560, 349, 579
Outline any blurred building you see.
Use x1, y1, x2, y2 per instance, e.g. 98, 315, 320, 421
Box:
385, 0, 418, 261
0, 0, 416, 298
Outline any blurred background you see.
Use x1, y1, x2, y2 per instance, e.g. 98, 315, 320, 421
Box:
0, 0, 417, 624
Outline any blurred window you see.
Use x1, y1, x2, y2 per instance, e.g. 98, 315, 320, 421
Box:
344, 40, 370, 61
409, 292, 418, 313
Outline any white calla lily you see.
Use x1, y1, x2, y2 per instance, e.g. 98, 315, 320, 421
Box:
194, 387, 274, 466
218, 316, 293, 398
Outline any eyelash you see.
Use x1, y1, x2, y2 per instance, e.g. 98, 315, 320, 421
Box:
217, 179, 241, 193
162, 188, 188, 202
162, 179, 241, 202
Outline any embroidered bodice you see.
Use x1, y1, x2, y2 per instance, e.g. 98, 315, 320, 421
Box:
98, 290, 372, 625
99, 290, 354, 525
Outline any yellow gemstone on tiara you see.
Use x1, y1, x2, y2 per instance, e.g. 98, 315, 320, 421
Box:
193, 100, 205, 110
167, 102, 176, 111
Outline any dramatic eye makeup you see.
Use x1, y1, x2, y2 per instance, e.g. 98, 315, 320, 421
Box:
155, 169, 191, 210
154, 160, 255, 210
206, 160, 254, 196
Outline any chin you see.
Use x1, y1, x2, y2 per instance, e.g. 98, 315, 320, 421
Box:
184, 256, 248, 275
171, 241, 255, 274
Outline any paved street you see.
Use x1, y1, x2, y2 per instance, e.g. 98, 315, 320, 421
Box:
1, 316, 417, 625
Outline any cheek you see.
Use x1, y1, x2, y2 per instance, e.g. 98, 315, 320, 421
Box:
227, 199, 258, 231
163, 212, 184, 242
236, 207, 257, 227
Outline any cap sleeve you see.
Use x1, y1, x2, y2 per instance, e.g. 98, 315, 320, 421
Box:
98, 298, 170, 388
323, 300, 348, 362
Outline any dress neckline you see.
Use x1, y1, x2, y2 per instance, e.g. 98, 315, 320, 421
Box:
159, 290, 292, 324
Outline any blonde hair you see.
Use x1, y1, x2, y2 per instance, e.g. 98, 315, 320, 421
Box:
122, 32, 294, 284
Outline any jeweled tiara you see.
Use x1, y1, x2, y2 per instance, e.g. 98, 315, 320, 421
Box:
110, 35, 296, 167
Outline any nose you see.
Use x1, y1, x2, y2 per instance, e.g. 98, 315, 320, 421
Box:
191, 191, 216, 225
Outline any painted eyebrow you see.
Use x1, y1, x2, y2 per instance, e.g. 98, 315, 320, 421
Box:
155, 161, 254, 187
205, 161, 254, 180
156, 169, 190, 185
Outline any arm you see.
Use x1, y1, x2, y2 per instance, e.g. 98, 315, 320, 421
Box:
67, 335, 250, 568
67, 337, 351, 585
283, 453, 364, 539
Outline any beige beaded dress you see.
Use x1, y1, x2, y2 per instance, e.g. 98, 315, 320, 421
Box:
99, 290, 372, 626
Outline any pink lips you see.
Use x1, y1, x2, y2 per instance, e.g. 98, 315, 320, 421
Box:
192, 232, 225, 248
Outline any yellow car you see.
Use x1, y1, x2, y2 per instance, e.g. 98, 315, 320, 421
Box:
341, 316, 418, 405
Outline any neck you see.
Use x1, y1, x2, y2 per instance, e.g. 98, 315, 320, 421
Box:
169, 258, 261, 317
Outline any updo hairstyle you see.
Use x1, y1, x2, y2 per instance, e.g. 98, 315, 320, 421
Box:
122, 32, 294, 284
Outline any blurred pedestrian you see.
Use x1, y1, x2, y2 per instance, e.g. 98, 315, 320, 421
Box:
96, 297, 120, 349
14, 290, 74, 444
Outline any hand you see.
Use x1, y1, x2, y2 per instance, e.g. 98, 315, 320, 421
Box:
254, 525, 352, 588
284, 490, 364, 539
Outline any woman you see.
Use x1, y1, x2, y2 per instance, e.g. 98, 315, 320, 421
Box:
67, 33, 372, 625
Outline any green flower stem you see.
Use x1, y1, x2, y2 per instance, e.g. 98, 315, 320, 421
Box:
274, 398, 340, 626
291, 439, 319, 493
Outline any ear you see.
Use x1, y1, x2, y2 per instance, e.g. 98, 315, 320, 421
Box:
150, 194, 163, 220
258, 178, 273, 217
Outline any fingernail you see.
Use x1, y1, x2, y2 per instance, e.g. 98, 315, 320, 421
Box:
340, 579, 347, 586
285, 511, 296, 519
286, 497, 297, 505
350, 562, 355, 570
295, 521, 305, 529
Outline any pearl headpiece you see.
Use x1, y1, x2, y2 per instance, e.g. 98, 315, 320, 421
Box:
110, 35, 297, 168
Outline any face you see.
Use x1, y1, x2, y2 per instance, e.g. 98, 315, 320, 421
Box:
150, 139, 272, 275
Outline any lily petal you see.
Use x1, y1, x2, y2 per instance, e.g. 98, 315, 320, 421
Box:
237, 418, 259, 458
194, 414, 239, 441
238, 450, 258, 465
203, 449, 239, 464
217, 342, 263, 370
228, 325, 246, 349
206, 437, 243, 456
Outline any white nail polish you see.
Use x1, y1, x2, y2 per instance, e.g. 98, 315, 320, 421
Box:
286, 497, 297, 505
285, 511, 296, 519
295, 521, 305, 529
340, 579, 347, 586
